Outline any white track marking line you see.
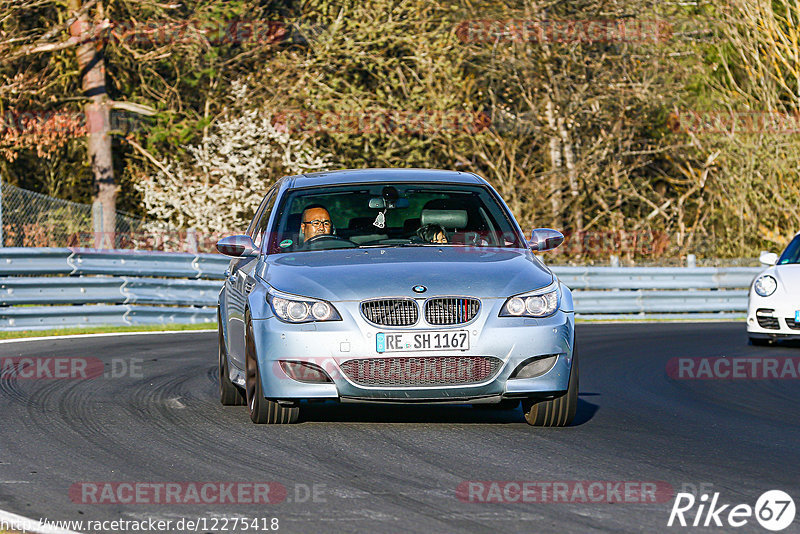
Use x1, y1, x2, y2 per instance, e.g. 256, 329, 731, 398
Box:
0, 329, 215, 345
0, 508, 83, 534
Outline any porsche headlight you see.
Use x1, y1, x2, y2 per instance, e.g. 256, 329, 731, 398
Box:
754, 275, 777, 297
500, 285, 560, 318
267, 289, 341, 323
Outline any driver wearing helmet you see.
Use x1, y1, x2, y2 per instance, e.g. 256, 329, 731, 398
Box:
300, 204, 333, 244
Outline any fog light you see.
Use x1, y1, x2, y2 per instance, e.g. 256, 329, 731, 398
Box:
510, 355, 559, 379
279, 361, 332, 383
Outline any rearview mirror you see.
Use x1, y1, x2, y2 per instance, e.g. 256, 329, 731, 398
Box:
368, 197, 410, 209
216, 235, 260, 257
529, 228, 564, 252
759, 251, 779, 266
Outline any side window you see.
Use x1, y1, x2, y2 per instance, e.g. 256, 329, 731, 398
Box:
253, 188, 278, 249
246, 195, 270, 239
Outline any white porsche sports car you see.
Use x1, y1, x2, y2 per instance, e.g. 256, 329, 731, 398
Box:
747, 232, 800, 344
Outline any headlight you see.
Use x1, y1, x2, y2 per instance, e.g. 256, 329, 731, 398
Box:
267, 289, 341, 323
754, 275, 777, 297
500, 285, 559, 318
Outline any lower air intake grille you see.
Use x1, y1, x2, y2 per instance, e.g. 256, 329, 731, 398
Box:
785, 318, 800, 330
339, 356, 502, 387
756, 315, 780, 329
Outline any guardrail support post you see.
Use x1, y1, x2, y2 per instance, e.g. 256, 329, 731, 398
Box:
92, 200, 103, 249
187, 227, 198, 254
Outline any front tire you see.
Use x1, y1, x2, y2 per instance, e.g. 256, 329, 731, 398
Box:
218, 310, 245, 406
245, 316, 299, 424
522, 348, 578, 427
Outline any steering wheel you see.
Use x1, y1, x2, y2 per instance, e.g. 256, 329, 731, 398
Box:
302, 234, 354, 249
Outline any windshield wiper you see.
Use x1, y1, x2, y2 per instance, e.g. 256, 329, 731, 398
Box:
357, 243, 425, 248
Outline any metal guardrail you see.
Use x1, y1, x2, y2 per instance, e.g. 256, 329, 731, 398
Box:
552, 266, 759, 290
551, 266, 761, 317
2, 305, 216, 330
0, 247, 228, 278
0, 248, 762, 330
0, 248, 227, 330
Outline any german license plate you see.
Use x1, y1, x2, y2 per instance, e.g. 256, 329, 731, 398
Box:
376, 331, 469, 353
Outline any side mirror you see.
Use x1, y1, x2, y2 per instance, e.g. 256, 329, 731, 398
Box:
216, 235, 259, 257
529, 228, 564, 252
759, 251, 779, 266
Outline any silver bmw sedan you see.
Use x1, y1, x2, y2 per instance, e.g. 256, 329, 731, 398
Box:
216, 169, 577, 425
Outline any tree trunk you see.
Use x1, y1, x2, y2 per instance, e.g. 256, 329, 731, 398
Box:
544, 99, 563, 229
556, 115, 583, 237
69, 0, 116, 248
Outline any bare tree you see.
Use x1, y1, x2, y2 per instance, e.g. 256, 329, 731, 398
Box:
68, 0, 115, 246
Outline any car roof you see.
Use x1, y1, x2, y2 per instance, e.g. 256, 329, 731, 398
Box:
287, 168, 485, 188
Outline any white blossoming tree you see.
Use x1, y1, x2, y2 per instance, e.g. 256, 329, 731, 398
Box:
135, 84, 330, 237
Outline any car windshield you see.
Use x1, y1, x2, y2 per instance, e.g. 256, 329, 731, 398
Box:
266, 183, 525, 253
778, 235, 800, 265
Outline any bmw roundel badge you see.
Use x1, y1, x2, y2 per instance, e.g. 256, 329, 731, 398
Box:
412, 285, 427, 293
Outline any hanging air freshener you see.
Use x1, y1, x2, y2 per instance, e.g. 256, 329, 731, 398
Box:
373, 210, 386, 229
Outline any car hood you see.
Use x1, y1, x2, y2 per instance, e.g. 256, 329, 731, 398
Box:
773, 264, 800, 291
258, 247, 554, 301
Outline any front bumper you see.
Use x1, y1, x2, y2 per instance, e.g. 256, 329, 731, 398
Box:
747, 291, 800, 339
246, 297, 574, 403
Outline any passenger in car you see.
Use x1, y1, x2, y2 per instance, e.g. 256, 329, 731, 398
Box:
416, 223, 448, 244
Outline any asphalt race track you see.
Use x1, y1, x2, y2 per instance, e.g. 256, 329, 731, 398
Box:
0, 323, 798, 534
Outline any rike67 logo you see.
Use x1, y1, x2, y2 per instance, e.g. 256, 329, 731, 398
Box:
668, 490, 796, 531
